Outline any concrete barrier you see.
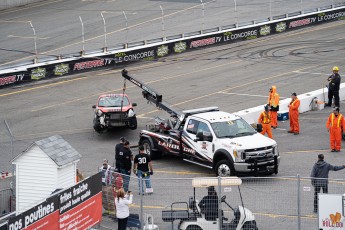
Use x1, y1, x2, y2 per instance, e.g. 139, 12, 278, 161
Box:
234, 84, 345, 124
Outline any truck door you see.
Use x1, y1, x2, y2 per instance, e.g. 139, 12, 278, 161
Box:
184, 119, 214, 163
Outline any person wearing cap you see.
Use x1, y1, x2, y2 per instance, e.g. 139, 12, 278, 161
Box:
99, 159, 112, 186
258, 104, 273, 139
310, 154, 345, 213
133, 145, 153, 195
326, 107, 345, 152
268, 86, 280, 129
115, 137, 126, 170
326, 66, 341, 108
288, 93, 300, 135
198, 186, 219, 221
119, 141, 133, 192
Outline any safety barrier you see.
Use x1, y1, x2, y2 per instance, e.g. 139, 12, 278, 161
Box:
1, 5, 345, 89
99, 174, 345, 230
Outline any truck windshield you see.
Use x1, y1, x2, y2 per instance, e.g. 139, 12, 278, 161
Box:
211, 118, 256, 138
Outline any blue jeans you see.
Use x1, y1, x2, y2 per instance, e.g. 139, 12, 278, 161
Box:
137, 170, 152, 194
120, 169, 131, 192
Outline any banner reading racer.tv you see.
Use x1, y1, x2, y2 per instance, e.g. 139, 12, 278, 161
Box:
7, 172, 102, 230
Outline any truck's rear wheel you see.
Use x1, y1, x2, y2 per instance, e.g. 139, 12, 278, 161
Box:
215, 159, 235, 177
142, 139, 161, 159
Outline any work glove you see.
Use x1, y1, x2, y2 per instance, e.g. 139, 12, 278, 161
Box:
150, 171, 153, 175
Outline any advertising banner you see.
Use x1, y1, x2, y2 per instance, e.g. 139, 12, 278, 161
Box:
0, 222, 8, 230
319, 194, 344, 229
5, 172, 102, 230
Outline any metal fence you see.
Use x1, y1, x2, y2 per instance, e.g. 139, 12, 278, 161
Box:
100, 172, 345, 230
0, 189, 14, 217
1, 0, 345, 68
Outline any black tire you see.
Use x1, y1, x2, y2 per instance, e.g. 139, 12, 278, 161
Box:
141, 139, 162, 159
186, 225, 202, 230
215, 159, 235, 177
129, 116, 137, 130
242, 221, 258, 230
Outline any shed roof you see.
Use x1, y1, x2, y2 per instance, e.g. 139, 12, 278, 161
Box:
14, 135, 81, 167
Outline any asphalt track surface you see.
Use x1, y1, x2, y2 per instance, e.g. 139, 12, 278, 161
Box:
1, 18, 345, 230
0, 0, 343, 68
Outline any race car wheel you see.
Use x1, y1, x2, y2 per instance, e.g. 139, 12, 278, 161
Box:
142, 139, 162, 159
129, 116, 137, 130
215, 159, 236, 177
186, 225, 202, 230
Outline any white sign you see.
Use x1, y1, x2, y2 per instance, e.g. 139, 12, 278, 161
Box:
319, 194, 344, 229
224, 187, 232, 192
303, 186, 311, 192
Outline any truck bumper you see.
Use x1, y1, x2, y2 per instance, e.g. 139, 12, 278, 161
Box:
234, 155, 280, 173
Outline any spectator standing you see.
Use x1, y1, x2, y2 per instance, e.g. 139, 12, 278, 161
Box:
326, 107, 345, 152
268, 86, 280, 129
326, 66, 341, 108
119, 141, 133, 192
258, 104, 273, 139
310, 154, 345, 213
133, 145, 153, 195
100, 159, 112, 186
115, 188, 133, 230
288, 92, 300, 135
115, 137, 126, 170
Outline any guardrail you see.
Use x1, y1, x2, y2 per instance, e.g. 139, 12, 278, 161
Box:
1, 5, 345, 89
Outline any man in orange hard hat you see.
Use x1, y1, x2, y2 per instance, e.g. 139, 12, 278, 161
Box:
258, 104, 273, 139
268, 86, 280, 129
326, 66, 341, 108
326, 107, 345, 152
288, 93, 300, 135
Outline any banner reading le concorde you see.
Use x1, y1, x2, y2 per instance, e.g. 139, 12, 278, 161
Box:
6, 172, 102, 230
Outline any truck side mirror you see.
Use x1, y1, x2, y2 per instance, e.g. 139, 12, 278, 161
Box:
195, 132, 204, 142
92, 105, 96, 109
132, 103, 137, 107
256, 123, 263, 133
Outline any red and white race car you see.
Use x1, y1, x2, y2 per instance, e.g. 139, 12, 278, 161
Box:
92, 94, 137, 133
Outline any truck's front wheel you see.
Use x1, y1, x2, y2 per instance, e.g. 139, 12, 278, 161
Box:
215, 160, 235, 177
142, 139, 162, 159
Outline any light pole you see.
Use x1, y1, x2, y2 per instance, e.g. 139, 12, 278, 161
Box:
101, 12, 107, 52
79, 16, 85, 55
29, 21, 38, 62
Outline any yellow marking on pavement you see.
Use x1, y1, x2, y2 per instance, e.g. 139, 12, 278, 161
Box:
281, 149, 329, 154
8, 35, 50, 40
0, 77, 87, 97
155, 170, 206, 175
0, 20, 30, 23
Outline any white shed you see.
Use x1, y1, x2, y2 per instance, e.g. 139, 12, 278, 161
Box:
12, 135, 82, 214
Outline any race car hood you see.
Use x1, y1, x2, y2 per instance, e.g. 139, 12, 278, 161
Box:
219, 133, 276, 149
98, 105, 132, 113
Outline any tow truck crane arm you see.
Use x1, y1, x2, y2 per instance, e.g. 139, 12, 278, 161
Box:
121, 69, 181, 118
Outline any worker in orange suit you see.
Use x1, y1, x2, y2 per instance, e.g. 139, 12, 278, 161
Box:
288, 92, 300, 135
268, 86, 280, 129
326, 107, 345, 152
258, 105, 273, 139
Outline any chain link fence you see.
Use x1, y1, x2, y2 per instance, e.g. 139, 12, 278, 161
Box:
100, 173, 345, 230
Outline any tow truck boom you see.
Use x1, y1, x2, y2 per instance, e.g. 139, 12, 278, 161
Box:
121, 69, 181, 118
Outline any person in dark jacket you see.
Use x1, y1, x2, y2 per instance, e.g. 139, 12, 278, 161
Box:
115, 137, 126, 170
310, 153, 345, 213
326, 66, 341, 108
198, 186, 219, 221
119, 141, 133, 192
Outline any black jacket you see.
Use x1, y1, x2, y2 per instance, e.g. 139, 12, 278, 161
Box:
328, 73, 341, 91
310, 160, 345, 186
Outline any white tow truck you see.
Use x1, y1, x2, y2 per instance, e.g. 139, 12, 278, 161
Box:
122, 69, 280, 176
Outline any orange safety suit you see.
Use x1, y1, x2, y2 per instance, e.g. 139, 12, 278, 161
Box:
268, 86, 280, 128
326, 113, 345, 151
258, 111, 273, 139
289, 97, 300, 133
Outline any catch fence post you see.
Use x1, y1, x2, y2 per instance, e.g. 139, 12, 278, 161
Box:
297, 174, 301, 230
218, 176, 221, 230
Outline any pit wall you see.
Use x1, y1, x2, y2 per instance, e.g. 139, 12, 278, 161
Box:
0, 0, 42, 10
235, 84, 345, 124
